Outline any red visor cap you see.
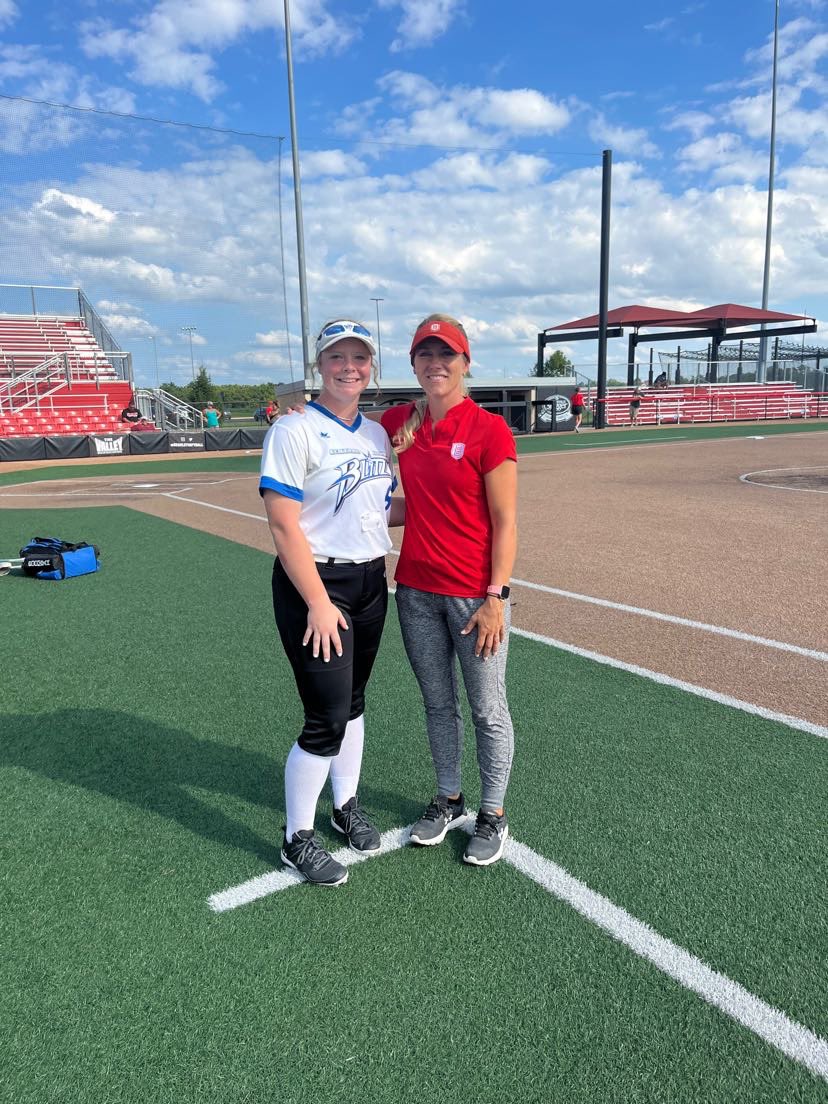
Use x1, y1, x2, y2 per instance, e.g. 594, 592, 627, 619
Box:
409, 319, 470, 363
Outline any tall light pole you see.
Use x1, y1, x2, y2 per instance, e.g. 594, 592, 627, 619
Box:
147, 335, 159, 389
180, 325, 197, 380
283, 0, 312, 390
758, 0, 780, 384
370, 297, 384, 378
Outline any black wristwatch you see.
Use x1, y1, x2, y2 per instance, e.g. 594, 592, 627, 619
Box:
486, 585, 511, 600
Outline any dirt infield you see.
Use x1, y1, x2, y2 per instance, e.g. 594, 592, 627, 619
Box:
2, 432, 825, 729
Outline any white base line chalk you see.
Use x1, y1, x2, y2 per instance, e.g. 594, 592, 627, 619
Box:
510, 627, 828, 741
208, 820, 828, 1083
506, 837, 828, 1083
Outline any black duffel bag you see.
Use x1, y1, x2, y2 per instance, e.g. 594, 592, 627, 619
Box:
19, 537, 101, 580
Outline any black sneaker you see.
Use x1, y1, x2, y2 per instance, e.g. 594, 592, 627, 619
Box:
409, 794, 467, 846
281, 829, 348, 886
331, 796, 381, 852
463, 810, 508, 866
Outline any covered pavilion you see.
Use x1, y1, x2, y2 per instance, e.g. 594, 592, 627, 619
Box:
539, 303, 816, 386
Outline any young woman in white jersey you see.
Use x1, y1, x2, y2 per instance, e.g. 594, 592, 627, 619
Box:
259, 320, 402, 886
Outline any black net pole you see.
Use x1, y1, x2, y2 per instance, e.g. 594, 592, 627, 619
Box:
594, 149, 612, 429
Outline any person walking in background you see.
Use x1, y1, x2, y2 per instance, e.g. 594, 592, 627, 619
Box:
260, 319, 402, 887
202, 401, 221, 428
571, 386, 585, 433
629, 386, 643, 425
381, 314, 517, 867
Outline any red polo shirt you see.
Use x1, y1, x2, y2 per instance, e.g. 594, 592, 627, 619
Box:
381, 398, 516, 597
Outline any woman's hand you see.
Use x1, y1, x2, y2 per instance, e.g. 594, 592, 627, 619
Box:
461, 596, 505, 659
304, 596, 349, 661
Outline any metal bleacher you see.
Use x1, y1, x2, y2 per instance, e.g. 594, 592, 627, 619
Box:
599, 382, 827, 426
0, 291, 142, 438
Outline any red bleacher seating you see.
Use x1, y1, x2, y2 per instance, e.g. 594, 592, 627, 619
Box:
0, 315, 147, 438
599, 383, 824, 426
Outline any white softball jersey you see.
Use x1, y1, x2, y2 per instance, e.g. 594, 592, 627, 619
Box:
259, 402, 396, 562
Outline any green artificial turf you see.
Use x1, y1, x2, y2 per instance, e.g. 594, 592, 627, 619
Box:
1, 507, 826, 1103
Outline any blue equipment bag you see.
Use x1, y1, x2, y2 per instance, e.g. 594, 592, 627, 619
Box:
19, 537, 100, 580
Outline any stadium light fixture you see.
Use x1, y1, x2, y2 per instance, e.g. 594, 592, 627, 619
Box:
180, 325, 197, 380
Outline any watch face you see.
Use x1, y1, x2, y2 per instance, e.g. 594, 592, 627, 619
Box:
500, 585, 511, 599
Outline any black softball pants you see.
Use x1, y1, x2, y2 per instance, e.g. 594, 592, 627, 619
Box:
272, 556, 388, 757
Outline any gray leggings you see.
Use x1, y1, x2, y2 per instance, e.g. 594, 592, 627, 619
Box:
395, 584, 515, 811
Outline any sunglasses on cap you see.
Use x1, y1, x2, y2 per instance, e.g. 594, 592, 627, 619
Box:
319, 322, 372, 340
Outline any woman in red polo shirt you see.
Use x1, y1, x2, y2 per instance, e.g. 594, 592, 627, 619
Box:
381, 315, 518, 866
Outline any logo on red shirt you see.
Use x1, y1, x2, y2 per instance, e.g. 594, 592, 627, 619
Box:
450, 442, 465, 459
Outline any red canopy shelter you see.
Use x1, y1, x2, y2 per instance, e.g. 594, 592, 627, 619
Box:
546, 302, 810, 333
540, 302, 816, 386
547, 305, 693, 331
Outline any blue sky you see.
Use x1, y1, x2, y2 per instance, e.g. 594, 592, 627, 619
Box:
0, 0, 826, 386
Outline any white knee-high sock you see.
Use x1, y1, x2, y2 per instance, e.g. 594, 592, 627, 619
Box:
284, 742, 332, 839
330, 715, 365, 809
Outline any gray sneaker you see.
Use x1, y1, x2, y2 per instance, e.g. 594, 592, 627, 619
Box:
409, 794, 466, 846
331, 796, 381, 852
463, 810, 508, 866
281, 829, 348, 886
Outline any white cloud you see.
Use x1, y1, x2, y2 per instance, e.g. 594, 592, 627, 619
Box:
0, 0, 18, 30
409, 151, 550, 191
98, 312, 158, 338
349, 71, 571, 150
377, 0, 466, 52
255, 330, 287, 346
234, 348, 292, 368
474, 89, 570, 133
675, 133, 768, 181
0, 46, 136, 154
79, 0, 360, 101
37, 189, 116, 224
300, 150, 364, 178
664, 110, 715, 140
97, 299, 140, 312
588, 113, 659, 158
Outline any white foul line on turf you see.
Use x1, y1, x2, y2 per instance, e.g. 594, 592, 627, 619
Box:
208, 820, 828, 1082
154, 491, 826, 664
510, 627, 828, 740
163, 493, 266, 521
505, 836, 828, 1083
208, 823, 417, 911
106, 491, 826, 735
509, 579, 828, 662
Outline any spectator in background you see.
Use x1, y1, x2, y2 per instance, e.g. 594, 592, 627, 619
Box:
202, 402, 221, 428
265, 400, 279, 425
653, 371, 668, 389
120, 398, 142, 424
629, 387, 643, 426
571, 386, 585, 433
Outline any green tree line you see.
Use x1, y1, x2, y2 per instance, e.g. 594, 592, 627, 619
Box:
159, 367, 279, 409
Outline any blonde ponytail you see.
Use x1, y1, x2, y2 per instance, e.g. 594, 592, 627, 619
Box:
392, 397, 428, 454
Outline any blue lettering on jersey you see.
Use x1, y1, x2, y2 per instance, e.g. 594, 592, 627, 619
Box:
328, 455, 391, 513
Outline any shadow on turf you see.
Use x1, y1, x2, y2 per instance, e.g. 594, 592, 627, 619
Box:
0, 709, 423, 866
